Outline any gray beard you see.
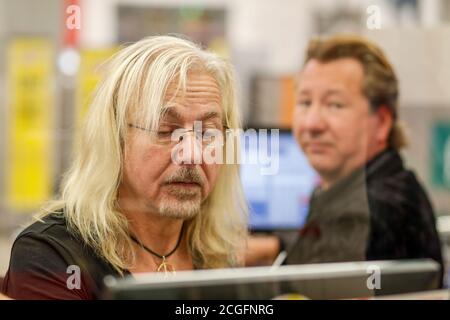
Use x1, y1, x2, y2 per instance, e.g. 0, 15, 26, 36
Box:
157, 191, 202, 220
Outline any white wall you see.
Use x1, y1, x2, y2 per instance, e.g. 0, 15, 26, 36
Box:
79, 0, 312, 73
79, 0, 312, 121
365, 27, 450, 107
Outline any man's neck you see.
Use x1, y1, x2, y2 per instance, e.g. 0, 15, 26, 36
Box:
124, 208, 194, 274
125, 208, 185, 256
320, 146, 388, 190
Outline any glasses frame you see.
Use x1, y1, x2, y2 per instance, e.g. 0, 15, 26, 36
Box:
127, 123, 230, 147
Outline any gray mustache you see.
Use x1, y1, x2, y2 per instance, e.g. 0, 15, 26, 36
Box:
164, 168, 204, 186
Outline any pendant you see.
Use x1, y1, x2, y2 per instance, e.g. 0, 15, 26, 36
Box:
156, 256, 176, 277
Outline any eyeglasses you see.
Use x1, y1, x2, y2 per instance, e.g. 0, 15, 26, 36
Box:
127, 123, 230, 147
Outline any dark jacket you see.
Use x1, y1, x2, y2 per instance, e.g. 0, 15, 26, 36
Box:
286, 149, 443, 283
2, 213, 127, 299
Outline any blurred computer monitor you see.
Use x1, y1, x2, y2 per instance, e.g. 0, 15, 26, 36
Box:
102, 259, 441, 300
240, 129, 319, 230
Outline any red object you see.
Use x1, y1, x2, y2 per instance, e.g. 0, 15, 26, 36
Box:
299, 222, 321, 239
63, 0, 80, 48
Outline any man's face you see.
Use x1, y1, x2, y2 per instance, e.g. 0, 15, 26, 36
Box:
119, 71, 223, 220
293, 58, 381, 186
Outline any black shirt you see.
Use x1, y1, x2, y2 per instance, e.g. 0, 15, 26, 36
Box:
365, 150, 442, 265
2, 213, 127, 299
286, 149, 444, 284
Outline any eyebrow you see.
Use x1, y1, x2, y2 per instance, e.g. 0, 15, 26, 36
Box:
297, 89, 344, 97
199, 111, 222, 122
161, 108, 222, 122
324, 89, 343, 95
161, 108, 183, 121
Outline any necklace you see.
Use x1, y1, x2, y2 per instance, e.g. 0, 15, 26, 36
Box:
130, 223, 184, 277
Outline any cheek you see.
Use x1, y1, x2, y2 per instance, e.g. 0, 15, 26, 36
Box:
124, 141, 170, 188
292, 112, 305, 144
330, 115, 371, 152
202, 163, 220, 193
327, 110, 350, 133
368, 117, 381, 141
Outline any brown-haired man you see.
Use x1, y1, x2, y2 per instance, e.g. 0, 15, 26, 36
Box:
247, 35, 443, 284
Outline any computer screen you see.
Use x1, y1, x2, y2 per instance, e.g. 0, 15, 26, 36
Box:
103, 259, 441, 300
240, 129, 319, 230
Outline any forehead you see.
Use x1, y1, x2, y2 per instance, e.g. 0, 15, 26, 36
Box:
163, 71, 223, 120
298, 58, 364, 93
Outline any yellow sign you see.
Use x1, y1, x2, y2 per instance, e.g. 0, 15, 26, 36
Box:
76, 48, 117, 126
6, 38, 54, 211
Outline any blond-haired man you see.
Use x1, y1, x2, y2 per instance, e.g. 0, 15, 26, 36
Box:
3, 36, 247, 299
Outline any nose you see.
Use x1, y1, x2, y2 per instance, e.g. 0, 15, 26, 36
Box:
174, 131, 203, 165
303, 104, 327, 134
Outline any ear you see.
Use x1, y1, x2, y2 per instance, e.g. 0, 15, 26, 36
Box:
374, 105, 393, 144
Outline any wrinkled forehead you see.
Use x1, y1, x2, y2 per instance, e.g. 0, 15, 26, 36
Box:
165, 71, 221, 105
126, 69, 224, 129
162, 71, 223, 121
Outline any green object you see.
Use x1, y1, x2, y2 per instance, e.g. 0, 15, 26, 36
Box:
431, 122, 450, 189
179, 7, 204, 20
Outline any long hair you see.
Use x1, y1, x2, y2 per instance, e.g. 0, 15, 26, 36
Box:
40, 36, 248, 273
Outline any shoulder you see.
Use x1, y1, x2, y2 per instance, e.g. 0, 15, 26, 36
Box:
369, 167, 429, 212
8, 211, 90, 277
365, 151, 435, 228
14, 212, 82, 260
5, 212, 115, 299
366, 150, 428, 209
367, 167, 437, 235
18, 212, 70, 238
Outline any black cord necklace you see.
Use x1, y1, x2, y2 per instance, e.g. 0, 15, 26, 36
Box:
130, 223, 184, 275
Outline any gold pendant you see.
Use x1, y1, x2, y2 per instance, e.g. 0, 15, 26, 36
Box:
156, 256, 176, 278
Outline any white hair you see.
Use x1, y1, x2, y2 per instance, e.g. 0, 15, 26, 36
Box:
39, 35, 248, 273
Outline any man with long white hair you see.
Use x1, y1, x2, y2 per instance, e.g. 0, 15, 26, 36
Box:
2, 35, 248, 299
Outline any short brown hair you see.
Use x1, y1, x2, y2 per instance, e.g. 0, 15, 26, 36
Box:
304, 34, 407, 150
